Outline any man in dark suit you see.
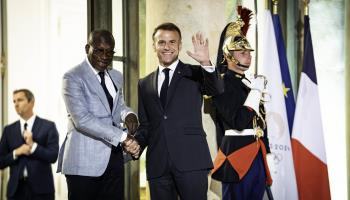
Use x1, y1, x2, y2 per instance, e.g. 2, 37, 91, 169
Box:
135, 22, 224, 200
0, 89, 59, 200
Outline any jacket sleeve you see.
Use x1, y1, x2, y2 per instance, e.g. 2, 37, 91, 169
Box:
0, 127, 16, 169
30, 122, 59, 163
212, 88, 256, 131
62, 72, 127, 147
201, 67, 224, 96
134, 81, 149, 157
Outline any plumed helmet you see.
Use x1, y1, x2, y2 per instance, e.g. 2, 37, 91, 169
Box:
216, 6, 254, 73
222, 15, 254, 53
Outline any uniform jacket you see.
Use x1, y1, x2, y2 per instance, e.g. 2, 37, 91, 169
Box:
211, 69, 270, 182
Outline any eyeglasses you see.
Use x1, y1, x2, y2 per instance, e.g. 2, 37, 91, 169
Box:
92, 47, 115, 57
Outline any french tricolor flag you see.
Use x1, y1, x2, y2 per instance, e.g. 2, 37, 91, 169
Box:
291, 15, 331, 200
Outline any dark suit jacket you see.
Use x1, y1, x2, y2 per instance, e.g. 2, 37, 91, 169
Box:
0, 116, 59, 197
136, 61, 224, 179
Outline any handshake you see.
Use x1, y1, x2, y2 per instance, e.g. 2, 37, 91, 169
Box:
122, 134, 140, 158
122, 113, 140, 158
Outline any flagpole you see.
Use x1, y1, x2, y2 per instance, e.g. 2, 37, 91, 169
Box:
346, 0, 350, 199
304, 0, 309, 16
260, 0, 271, 75
264, 2, 277, 200
272, 0, 278, 15
303, 0, 309, 77
237, 0, 241, 7
255, 0, 258, 74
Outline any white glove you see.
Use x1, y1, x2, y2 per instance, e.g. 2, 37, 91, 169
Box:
242, 74, 266, 92
266, 153, 276, 174
244, 89, 261, 114
261, 88, 271, 102
250, 76, 265, 92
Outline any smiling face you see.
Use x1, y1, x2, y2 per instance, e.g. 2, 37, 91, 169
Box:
85, 30, 115, 72
153, 29, 182, 67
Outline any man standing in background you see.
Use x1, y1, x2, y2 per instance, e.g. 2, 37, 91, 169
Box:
0, 89, 59, 200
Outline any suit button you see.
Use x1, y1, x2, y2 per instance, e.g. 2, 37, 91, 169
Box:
164, 115, 167, 119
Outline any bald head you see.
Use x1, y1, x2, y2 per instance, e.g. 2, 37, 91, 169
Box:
88, 29, 115, 47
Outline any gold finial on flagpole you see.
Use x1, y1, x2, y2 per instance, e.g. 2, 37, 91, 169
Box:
304, 0, 310, 16
265, 0, 269, 10
272, 0, 278, 14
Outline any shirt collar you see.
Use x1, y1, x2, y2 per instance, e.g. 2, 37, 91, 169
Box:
85, 57, 110, 78
158, 59, 179, 74
20, 114, 36, 130
226, 68, 246, 79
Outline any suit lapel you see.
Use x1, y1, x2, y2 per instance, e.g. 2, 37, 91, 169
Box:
82, 61, 111, 113
14, 121, 25, 143
151, 70, 163, 111
31, 116, 41, 138
107, 70, 121, 114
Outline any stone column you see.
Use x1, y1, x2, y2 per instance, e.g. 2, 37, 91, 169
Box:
345, 0, 350, 198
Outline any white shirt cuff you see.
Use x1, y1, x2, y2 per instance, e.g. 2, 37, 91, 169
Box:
121, 111, 137, 122
120, 131, 128, 143
13, 151, 17, 160
201, 65, 215, 73
30, 142, 38, 154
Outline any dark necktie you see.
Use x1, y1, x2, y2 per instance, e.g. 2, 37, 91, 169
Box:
98, 72, 114, 111
22, 122, 28, 178
160, 68, 170, 108
24, 122, 28, 131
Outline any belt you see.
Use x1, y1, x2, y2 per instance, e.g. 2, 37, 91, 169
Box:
225, 129, 260, 136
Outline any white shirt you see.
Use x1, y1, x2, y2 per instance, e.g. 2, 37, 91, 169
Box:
157, 59, 216, 96
86, 57, 128, 142
20, 115, 35, 134
157, 60, 179, 96
13, 115, 38, 177
15, 115, 38, 156
86, 58, 117, 101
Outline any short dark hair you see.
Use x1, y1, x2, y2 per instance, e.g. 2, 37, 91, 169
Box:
13, 89, 34, 102
88, 29, 115, 47
152, 22, 182, 41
